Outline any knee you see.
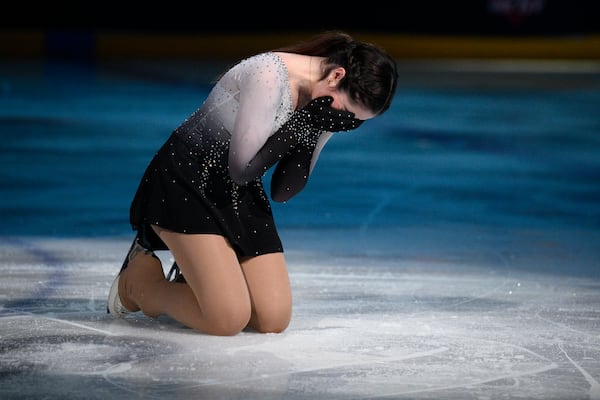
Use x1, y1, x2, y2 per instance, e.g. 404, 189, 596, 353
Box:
252, 302, 292, 334
202, 301, 252, 336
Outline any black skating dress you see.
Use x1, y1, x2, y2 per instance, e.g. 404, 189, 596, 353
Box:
129, 52, 335, 258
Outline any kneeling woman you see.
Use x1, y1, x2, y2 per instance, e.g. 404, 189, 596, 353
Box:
107, 31, 398, 336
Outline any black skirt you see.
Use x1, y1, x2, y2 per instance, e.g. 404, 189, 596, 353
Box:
129, 131, 283, 258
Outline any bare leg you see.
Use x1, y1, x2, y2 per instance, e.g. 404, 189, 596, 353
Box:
117, 249, 164, 317
149, 226, 253, 336
119, 226, 292, 335
241, 253, 292, 333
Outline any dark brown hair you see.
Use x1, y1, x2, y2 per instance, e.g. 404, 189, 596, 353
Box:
275, 31, 398, 116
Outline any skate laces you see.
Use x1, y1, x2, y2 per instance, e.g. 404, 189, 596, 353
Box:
166, 262, 186, 283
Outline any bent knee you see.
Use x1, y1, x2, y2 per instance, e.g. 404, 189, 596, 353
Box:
252, 304, 292, 334
202, 303, 251, 336
254, 318, 290, 334
210, 319, 248, 336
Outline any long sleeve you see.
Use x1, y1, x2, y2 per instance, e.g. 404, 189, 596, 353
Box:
224, 54, 360, 192
226, 53, 293, 185
229, 123, 297, 186
229, 94, 359, 187
270, 131, 333, 202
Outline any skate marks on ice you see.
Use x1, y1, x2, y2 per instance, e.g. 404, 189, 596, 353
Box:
0, 237, 599, 399
0, 314, 564, 400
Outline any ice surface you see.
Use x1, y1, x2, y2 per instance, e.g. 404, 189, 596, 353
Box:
1, 232, 599, 400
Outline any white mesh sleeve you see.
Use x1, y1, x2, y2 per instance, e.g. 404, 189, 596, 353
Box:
227, 54, 290, 184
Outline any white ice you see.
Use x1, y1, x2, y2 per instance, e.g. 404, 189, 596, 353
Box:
1, 226, 599, 400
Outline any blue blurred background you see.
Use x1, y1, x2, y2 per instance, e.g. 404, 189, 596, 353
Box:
1, 0, 599, 258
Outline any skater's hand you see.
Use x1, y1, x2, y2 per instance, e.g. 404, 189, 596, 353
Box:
298, 96, 363, 133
